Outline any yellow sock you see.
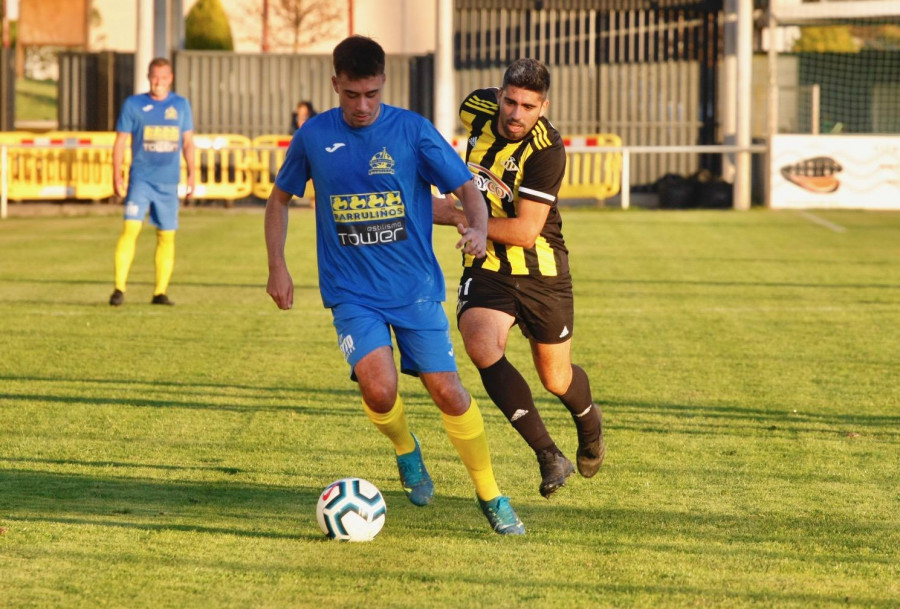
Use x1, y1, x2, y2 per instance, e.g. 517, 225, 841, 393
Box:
441, 398, 501, 501
114, 220, 142, 292
154, 230, 176, 296
362, 395, 416, 455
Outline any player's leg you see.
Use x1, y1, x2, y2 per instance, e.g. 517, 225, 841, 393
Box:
148, 183, 180, 304
392, 302, 523, 534
111, 220, 143, 305
420, 373, 523, 535
459, 305, 572, 498
531, 340, 605, 478
518, 274, 605, 478
153, 229, 176, 302
334, 304, 431, 505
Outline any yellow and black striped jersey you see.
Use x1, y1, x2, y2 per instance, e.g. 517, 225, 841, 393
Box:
460, 87, 569, 277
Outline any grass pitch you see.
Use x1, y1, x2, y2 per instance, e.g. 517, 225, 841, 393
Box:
1, 207, 898, 608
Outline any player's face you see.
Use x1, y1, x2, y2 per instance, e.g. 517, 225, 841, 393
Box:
147, 64, 173, 100
332, 72, 385, 128
496, 85, 549, 141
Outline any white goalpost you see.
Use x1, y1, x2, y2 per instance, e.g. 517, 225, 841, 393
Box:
766, 0, 900, 209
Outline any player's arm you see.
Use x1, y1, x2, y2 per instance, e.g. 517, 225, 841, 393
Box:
484, 197, 550, 248
182, 130, 196, 199
265, 184, 295, 310
112, 132, 129, 198
433, 194, 550, 249
450, 180, 487, 258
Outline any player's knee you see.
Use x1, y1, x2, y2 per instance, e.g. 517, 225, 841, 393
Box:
427, 379, 469, 415
360, 383, 397, 413
541, 370, 572, 396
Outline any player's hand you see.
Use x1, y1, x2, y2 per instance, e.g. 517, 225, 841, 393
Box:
185, 175, 196, 200
113, 178, 126, 199
455, 223, 486, 258
267, 265, 294, 310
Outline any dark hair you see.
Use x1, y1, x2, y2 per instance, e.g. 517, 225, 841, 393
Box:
501, 58, 551, 96
332, 35, 385, 80
297, 100, 316, 116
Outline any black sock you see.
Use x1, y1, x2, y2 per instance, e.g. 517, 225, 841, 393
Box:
557, 364, 601, 444
478, 356, 557, 454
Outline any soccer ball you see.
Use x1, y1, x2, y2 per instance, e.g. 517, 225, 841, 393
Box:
315, 477, 386, 542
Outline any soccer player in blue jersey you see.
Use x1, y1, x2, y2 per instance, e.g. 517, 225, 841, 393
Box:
264, 36, 525, 535
433, 59, 606, 498
109, 57, 195, 307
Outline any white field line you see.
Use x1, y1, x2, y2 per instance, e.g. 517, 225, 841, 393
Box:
797, 211, 847, 233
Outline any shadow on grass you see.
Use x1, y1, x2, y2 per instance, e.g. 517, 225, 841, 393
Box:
576, 276, 900, 291
0, 277, 315, 290
0, 469, 512, 542
528, 393, 900, 438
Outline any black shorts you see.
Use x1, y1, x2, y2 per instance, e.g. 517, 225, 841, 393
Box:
456, 268, 575, 344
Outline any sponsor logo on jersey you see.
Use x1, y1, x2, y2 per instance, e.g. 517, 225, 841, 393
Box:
326, 142, 346, 153
468, 161, 514, 202
142, 125, 180, 153
142, 104, 154, 112
330, 191, 407, 246
468, 136, 478, 148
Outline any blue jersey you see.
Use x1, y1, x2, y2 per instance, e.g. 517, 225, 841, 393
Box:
116, 92, 194, 184
275, 104, 472, 309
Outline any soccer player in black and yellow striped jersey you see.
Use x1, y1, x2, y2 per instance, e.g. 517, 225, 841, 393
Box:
434, 58, 606, 499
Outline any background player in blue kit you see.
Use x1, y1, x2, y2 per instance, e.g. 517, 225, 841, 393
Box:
433, 59, 606, 499
109, 57, 195, 307
264, 36, 525, 535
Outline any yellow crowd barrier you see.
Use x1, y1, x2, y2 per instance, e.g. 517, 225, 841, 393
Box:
560, 134, 623, 202
452, 133, 623, 203
186, 133, 254, 200
1, 131, 118, 201
250, 134, 313, 201
0, 132, 620, 204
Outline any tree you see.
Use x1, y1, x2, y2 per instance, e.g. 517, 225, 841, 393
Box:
241, 0, 343, 53
186, 0, 235, 51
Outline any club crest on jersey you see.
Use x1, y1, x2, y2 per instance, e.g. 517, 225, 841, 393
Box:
165, 106, 178, 120
368, 147, 395, 175
502, 157, 520, 173
467, 162, 514, 202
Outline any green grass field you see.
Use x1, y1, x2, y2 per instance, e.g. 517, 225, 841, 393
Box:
1, 207, 898, 608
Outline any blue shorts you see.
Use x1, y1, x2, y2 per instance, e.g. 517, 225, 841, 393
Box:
331, 301, 458, 379
124, 179, 180, 230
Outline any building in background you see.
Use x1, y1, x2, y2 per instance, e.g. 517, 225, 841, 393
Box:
88, 0, 437, 56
